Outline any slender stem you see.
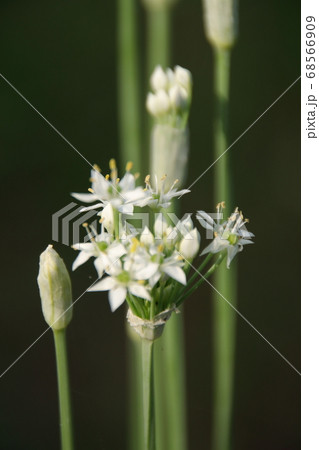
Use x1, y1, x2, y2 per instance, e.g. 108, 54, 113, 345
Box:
212, 46, 236, 450
146, 7, 188, 450
117, 0, 142, 173
161, 313, 187, 450
142, 339, 156, 450
176, 252, 226, 306
146, 6, 171, 79
145, 4, 171, 170
53, 329, 74, 450
127, 325, 144, 450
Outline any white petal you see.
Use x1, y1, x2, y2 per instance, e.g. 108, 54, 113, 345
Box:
80, 203, 104, 212
135, 263, 159, 280
89, 276, 116, 292
129, 284, 151, 301
109, 287, 127, 312
226, 246, 239, 268
163, 265, 186, 285
72, 242, 94, 251
72, 251, 93, 271
71, 192, 99, 203
94, 256, 107, 278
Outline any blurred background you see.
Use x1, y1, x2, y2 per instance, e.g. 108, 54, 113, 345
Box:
0, 0, 300, 449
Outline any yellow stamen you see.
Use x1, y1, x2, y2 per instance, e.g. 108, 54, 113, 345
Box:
93, 164, 101, 172
105, 174, 110, 180
109, 158, 116, 170
126, 161, 133, 172
116, 178, 120, 184
137, 280, 145, 285
130, 237, 140, 253
88, 188, 94, 193
157, 244, 164, 252
160, 174, 167, 181
82, 223, 89, 228
89, 177, 96, 183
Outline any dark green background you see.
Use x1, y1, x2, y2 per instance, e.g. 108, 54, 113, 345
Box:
0, 0, 300, 449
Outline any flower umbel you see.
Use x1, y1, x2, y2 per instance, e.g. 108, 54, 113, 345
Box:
197, 203, 254, 268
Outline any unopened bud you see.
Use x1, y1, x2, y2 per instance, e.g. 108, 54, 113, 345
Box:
37, 245, 73, 330
150, 65, 168, 91
179, 228, 201, 260
174, 65, 192, 93
202, 0, 238, 48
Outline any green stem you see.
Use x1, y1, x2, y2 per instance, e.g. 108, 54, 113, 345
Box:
161, 313, 187, 450
212, 46, 236, 450
53, 329, 74, 450
142, 339, 156, 450
117, 0, 142, 173
146, 5, 171, 79
176, 252, 226, 306
146, 6, 188, 450
127, 325, 144, 450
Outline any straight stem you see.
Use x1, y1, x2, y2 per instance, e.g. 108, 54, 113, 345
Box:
117, 0, 142, 173
142, 339, 156, 450
212, 46, 236, 450
53, 329, 74, 450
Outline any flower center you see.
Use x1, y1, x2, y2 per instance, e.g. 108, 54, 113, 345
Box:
228, 234, 238, 245
97, 242, 108, 251
117, 271, 131, 284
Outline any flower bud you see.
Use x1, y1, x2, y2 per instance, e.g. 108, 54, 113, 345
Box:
174, 65, 192, 93
151, 124, 189, 189
150, 65, 168, 91
140, 226, 155, 246
179, 228, 201, 260
154, 214, 169, 238
37, 245, 73, 330
169, 85, 188, 111
202, 0, 238, 48
100, 203, 114, 234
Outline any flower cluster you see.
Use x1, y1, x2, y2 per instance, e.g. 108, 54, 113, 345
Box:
146, 65, 192, 128
71, 161, 254, 328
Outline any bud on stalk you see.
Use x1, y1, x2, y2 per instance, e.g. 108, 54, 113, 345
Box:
37, 245, 73, 330
202, 0, 238, 49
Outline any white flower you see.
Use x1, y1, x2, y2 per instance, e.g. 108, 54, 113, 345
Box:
150, 65, 168, 91
197, 203, 254, 268
140, 175, 190, 210
179, 228, 200, 260
37, 245, 72, 330
134, 245, 187, 287
72, 228, 127, 277
88, 258, 151, 312
174, 65, 192, 93
71, 160, 146, 216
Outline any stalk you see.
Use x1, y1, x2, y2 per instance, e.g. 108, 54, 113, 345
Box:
212, 46, 236, 450
145, 4, 187, 449
142, 339, 156, 450
117, 2, 143, 449
146, 6, 171, 80
117, 0, 142, 173
53, 330, 74, 450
